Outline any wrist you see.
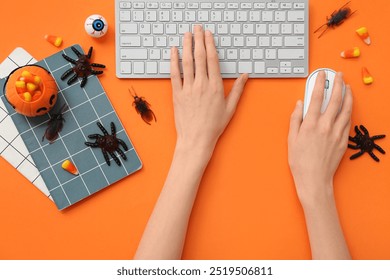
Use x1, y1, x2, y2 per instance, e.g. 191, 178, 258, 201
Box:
295, 181, 336, 212
174, 139, 215, 168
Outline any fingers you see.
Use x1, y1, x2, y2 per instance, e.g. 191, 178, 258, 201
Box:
170, 47, 182, 92
204, 30, 222, 82
194, 25, 207, 78
306, 71, 326, 120
288, 100, 303, 144
226, 74, 249, 116
182, 32, 194, 84
324, 72, 344, 121
335, 84, 353, 134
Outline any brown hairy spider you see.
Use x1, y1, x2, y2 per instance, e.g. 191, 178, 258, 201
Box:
85, 122, 128, 166
61, 46, 105, 87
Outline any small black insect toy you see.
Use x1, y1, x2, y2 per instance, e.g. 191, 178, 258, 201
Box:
85, 122, 128, 166
61, 46, 105, 87
314, 1, 357, 38
42, 103, 68, 143
348, 125, 386, 162
129, 87, 157, 125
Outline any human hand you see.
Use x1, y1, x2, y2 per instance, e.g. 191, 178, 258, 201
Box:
288, 71, 353, 208
170, 26, 248, 156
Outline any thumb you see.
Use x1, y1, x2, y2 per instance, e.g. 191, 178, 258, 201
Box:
288, 100, 303, 144
226, 73, 249, 116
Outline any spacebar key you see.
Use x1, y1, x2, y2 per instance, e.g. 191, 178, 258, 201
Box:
120, 49, 148, 60
219, 62, 236, 74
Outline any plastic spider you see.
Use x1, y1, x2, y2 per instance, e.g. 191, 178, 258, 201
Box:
85, 122, 128, 166
61, 46, 105, 87
348, 125, 386, 162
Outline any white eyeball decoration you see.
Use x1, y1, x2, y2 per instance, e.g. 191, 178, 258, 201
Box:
85, 14, 108, 38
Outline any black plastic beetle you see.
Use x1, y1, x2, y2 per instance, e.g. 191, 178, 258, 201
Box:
42, 103, 68, 143
314, 1, 357, 38
129, 87, 156, 125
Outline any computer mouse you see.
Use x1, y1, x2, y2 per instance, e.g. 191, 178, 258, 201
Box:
303, 68, 346, 118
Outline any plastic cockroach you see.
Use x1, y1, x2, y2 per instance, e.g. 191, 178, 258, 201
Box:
129, 87, 156, 125
314, 1, 357, 38
42, 103, 68, 143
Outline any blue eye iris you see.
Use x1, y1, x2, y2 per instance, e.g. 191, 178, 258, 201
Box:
92, 19, 105, 31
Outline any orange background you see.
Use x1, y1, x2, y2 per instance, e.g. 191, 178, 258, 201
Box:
1, 0, 390, 259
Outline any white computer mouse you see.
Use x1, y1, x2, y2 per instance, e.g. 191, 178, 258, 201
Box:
303, 68, 346, 118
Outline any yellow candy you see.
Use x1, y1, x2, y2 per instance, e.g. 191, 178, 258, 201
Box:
21, 70, 32, 78
33, 75, 42, 85
15, 80, 26, 88
62, 160, 79, 175
26, 82, 37, 92
23, 92, 32, 102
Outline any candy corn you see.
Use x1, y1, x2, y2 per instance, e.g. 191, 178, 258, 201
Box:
362, 67, 373, 85
341, 47, 360, 58
15, 71, 42, 102
45, 34, 63, 47
356, 27, 371, 45
62, 160, 79, 175
23, 92, 32, 102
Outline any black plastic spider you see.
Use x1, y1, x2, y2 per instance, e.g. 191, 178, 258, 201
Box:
85, 122, 128, 166
348, 125, 386, 162
61, 46, 105, 87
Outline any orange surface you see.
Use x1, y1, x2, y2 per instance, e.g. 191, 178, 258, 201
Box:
1, 0, 390, 259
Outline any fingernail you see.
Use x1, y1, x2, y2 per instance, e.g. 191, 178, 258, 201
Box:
205, 30, 212, 36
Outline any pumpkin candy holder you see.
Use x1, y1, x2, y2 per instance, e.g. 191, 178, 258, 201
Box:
4, 65, 58, 117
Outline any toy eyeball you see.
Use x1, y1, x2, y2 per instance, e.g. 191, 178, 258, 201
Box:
4, 65, 58, 117
85, 14, 108, 38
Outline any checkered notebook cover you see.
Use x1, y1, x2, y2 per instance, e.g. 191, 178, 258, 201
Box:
0, 45, 142, 210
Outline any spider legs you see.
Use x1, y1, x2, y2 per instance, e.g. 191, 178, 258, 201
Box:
62, 54, 77, 64
97, 122, 109, 135
67, 73, 78, 85
111, 122, 116, 136
109, 151, 121, 166
61, 68, 75, 80
102, 150, 111, 166
117, 139, 128, 151
71, 46, 83, 58
116, 148, 127, 160
85, 141, 99, 148
80, 77, 88, 88
87, 47, 93, 59
91, 63, 106, 69
350, 150, 365, 160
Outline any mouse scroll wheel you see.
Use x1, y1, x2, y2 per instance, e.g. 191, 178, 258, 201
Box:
325, 79, 330, 89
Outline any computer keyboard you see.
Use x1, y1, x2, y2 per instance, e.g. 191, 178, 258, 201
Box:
115, 0, 309, 78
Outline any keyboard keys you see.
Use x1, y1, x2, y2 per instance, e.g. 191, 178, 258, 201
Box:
121, 49, 148, 59
278, 49, 305, 59
220, 62, 236, 74
120, 23, 138, 34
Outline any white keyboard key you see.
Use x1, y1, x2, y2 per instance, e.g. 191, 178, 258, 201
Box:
120, 23, 138, 34
220, 36, 232, 47
246, 36, 257, 47
146, 2, 158, 9
284, 36, 305, 46
293, 67, 305, 74
226, 49, 238, 59
162, 49, 171, 59
220, 62, 237, 73
120, 11, 131, 21
249, 11, 261, 22
243, 24, 254, 34
254, 62, 265, 73
265, 49, 277, 59
188, 3, 199, 9
156, 36, 167, 46
217, 24, 228, 34
120, 61, 132, 73
278, 49, 305, 59
172, 11, 183, 22
288, 11, 305, 21
201, 3, 212, 9
267, 3, 279, 9
166, 24, 177, 34
146, 62, 158, 74
294, 3, 305, 9
275, 11, 286, 22
237, 11, 248, 22
241, 3, 252, 9
159, 11, 170, 21
121, 49, 147, 59
133, 11, 144, 21
169, 36, 180, 47
159, 62, 171, 73
294, 24, 305, 34
254, 3, 266, 9
230, 24, 241, 34
211, 11, 222, 22
233, 36, 244, 47
214, 3, 226, 9
178, 23, 190, 34
133, 2, 145, 9
267, 67, 279, 74
227, 3, 239, 9
121, 36, 141, 46
280, 62, 292, 67
281, 23, 293, 34
256, 24, 267, 34
160, 2, 172, 9
240, 49, 251, 60
198, 11, 209, 22
253, 49, 264, 60
146, 11, 157, 21
119, 2, 131, 9
269, 24, 280, 34
140, 23, 151, 34
149, 49, 161, 60
262, 11, 273, 22
173, 2, 185, 9
272, 36, 283, 47
280, 67, 292, 74
134, 62, 145, 74
185, 11, 196, 21
216, 49, 225, 59
259, 37, 270, 47
152, 23, 164, 34
224, 11, 235, 22
143, 36, 154, 46
281, 3, 292, 9
239, 62, 252, 73
204, 24, 215, 34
